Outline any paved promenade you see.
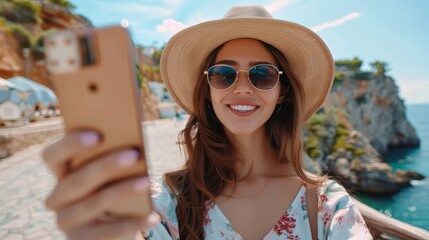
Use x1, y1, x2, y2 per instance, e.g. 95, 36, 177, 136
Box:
0, 119, 187, 240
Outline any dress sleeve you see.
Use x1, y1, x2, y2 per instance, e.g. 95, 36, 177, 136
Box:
142, 181, 180, 240
327, 205, 373, 240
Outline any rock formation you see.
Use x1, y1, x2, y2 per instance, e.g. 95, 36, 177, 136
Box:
327, 66, 420, 154
304, 108, 425, 194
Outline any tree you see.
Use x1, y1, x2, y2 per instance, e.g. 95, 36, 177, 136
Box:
9, 24, 33, 49
370, 61, 390, 77
48, 0, 76, 10
151, 48, 162, 66
335, 57, 362, 71
0, 0, 42, 24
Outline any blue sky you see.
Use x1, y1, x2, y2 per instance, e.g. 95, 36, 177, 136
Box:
69, 0, 429, 104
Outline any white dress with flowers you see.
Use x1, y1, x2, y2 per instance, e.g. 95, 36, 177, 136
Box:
143, 179, 373, 240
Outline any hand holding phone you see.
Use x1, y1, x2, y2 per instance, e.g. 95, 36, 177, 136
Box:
43, 26, 154, 238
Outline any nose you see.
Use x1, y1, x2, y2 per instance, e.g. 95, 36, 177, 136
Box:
233, 70, 253, 95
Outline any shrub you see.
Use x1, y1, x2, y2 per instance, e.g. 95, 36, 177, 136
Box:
335, 128, 349, 137
32, 29, 57, 60
370, 60, 390, 76
309, 149, 321, 158
310, 124, 322, 133
305, 135, 320, 150
6, 0, 42, 24
345, 144, 355, 152
354, 149, 365, 156
352, 71, 371, 80
0, 17, 8, 28
334, 72, 345, 83
9, 24, 33, 49
48, 0, 76, 10
335, 57, 362, 71
337, 121, 347, 129
333, 136, 347, 152
308, 114, 323, 126
152, 66, 160, 73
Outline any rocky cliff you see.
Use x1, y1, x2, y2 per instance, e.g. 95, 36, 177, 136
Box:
303, 60, 423, 194
0, 1, 91, 83
303, 106, 424, 194
327, 64, 420, 154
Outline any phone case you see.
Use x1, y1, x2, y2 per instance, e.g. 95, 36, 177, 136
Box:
44, 26, 152, 218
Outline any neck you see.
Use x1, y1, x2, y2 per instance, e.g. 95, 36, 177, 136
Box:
226, 128, 294, 179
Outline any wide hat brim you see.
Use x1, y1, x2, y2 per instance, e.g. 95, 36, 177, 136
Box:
160, 17, 335, 122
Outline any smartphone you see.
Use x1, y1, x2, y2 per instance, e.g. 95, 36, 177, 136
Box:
44, 26, 152, 218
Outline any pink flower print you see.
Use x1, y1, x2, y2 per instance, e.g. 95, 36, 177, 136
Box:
219, 231, 225, 237
274, 212, 297, 236
318, 194, 328, 211
287, 235, 301, 240
322, 212, 332, 225
336, 216, 344, 225
203, 213, 212, 226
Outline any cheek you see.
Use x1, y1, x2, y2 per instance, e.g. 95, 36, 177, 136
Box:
209, 91, 223, 107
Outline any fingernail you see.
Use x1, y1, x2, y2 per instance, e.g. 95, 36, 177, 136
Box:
117, 150, 139, 167
147, 214, 160, 228
134, 177, 150, 192
80, 132, 99, 146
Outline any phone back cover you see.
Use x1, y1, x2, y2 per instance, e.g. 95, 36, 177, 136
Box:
48, 26, 152, 217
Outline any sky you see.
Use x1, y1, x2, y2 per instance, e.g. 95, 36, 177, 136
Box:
69, 0, 429, 105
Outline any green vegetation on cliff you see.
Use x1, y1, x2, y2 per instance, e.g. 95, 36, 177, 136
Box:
335, 57, 390, 81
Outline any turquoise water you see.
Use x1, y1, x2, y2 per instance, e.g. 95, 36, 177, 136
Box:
357, 103, 429, 230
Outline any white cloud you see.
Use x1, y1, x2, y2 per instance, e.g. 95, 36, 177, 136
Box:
264, 0, 296, 14
397, 80, 429, 104
156, 18, 189, 35
311, 12, 361, 32
97, 1, 185, 18
164, 0, 184, 5
115, 4, 174, 17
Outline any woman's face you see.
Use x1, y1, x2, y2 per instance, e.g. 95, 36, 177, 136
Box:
209, 38, 282, 136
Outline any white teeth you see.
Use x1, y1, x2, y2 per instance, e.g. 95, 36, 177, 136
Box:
230, 105, 256, 112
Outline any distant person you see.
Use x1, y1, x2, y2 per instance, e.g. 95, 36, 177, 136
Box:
41, 6, 372, 240
34, 102, 41, 118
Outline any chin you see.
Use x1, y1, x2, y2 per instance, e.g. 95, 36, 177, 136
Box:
224, 123, 264, 136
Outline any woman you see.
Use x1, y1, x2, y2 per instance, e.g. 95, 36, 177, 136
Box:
43, 5, 372, 240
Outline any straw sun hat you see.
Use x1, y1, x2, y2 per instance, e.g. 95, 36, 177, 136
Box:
160, 5, 335, 121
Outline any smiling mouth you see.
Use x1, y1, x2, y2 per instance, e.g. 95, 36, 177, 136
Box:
229, 104, 257, 112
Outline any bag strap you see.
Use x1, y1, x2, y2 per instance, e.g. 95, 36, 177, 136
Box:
306, 183, 319, 240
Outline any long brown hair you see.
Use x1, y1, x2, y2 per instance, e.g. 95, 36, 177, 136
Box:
163, 40, 324, 239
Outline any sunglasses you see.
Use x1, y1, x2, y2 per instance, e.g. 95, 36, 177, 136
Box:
204, 64, 283, 91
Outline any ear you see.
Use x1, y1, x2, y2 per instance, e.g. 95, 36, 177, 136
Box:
277, 84, 290, 103
277, 95, 284, 104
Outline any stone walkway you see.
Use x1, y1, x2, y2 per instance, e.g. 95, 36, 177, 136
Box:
0, 119, 187, 240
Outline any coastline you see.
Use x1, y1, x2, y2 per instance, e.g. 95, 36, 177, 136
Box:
357, 103, 429, 230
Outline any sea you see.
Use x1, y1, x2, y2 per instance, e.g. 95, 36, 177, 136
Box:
357, 103, 429, 231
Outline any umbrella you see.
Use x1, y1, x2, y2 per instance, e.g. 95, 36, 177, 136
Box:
7, 76, 58, 106
0, 77, 29, 104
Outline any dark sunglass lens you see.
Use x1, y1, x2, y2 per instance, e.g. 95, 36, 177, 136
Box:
249, 65, 279, 90
208, 66, 236, 89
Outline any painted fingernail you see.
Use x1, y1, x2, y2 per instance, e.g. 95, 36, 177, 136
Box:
117, 150, 139, 167
80, 132, 99, 146
134, 177, 150, 192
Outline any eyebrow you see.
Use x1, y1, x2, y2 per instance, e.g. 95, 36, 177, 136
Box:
214, 60, 276, 67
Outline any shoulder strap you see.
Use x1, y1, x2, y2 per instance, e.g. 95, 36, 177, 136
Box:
306, 183, 319, 240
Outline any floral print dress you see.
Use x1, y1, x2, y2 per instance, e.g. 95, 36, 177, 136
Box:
143, 180, 372, 240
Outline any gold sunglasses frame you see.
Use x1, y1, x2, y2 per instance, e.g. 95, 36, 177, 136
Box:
204, 64, 283, 91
